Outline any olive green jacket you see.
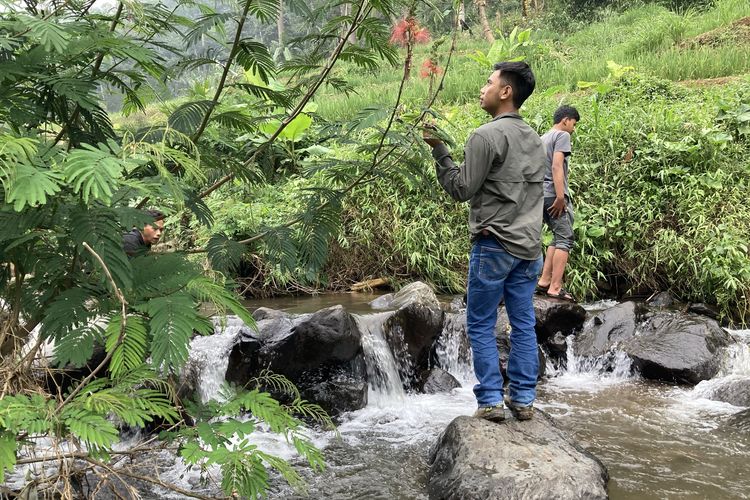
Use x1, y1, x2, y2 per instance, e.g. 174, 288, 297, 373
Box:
431, 113, 546, 260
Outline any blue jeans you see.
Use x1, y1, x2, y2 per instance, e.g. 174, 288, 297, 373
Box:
466, 237, 542, 407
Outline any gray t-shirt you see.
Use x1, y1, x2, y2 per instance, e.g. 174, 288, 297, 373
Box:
541, 129, 571, 199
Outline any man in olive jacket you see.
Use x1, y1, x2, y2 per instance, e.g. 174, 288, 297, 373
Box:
423, 61, 546, 422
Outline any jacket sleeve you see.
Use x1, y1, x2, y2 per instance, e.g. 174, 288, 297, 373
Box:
431, 132, 495, 202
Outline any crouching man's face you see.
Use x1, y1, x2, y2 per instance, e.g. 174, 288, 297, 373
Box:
142, 219, 164, 245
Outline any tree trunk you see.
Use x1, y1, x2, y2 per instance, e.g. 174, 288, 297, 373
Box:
521, 0, 531, 19
475, 0, 494, 44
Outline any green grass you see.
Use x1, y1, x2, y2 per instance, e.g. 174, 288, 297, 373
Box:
316, 0, 750, 121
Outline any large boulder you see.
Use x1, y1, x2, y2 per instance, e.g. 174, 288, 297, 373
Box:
533, 296, 586, 344
369, 281, 441, 311
621, 312, 734, 384
697, 376, 750, 407
428, 414, 609, 500
381, 285, 445, 388
420, 367, 461, 394
226, 306, 368, 415
573, 302, 641, 358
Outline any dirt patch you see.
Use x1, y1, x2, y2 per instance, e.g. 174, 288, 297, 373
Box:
680, 17, 750, 49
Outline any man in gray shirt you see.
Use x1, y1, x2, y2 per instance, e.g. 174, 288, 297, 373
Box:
537, 106, 580, 302
423, 61, 546, 422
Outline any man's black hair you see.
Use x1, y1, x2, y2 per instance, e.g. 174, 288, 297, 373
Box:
145, 209, 165, 222
492, 61, 536, 109
553, 105, 580, 124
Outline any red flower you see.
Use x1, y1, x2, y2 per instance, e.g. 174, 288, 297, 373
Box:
390, 17, 431, 47
413, 28, 431, 44
420, 58, 443, 78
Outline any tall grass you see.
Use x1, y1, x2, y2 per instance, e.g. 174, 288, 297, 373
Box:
317, 0, 750, 120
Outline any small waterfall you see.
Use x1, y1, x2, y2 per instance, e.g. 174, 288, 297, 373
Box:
721, 331, 750, 376
184, 317, 245, 403
354, 313, 406, 406
434, 312, 473, 382
691, 331, 750, 403
547, 335, 634, 389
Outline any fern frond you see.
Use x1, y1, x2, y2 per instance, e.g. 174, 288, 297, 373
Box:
6, 163, 62, 211
246, 0, 280, 23
206, 232, 246, 273
187, 276, 255, 327
61, 407, 119, 450
221, 453, 268, 499
146, 292, 212, 372
64, 142, 131, 205
235, 40, 275, 84
167, 100, 214, 136
105, 314, 148, 378
259, 226, 298, 274
70, 207, 133, 290
17, 14, 73, 53
0, 432, 16, 484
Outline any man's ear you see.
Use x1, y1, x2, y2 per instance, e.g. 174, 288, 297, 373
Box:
499, 84, 513, 102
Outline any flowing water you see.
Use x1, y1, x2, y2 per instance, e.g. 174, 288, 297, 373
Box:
182, 295, 750, 499
11, 295, 747, 498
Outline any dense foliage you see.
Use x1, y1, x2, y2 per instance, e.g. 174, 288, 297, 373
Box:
1, 0, 749, 495
0, 0, 409, 495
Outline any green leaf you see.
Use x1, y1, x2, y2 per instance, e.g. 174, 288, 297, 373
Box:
146, 293, 212, 372
6, 163, 62, 211
105, 315, 148, 378
207, 233, 246, 272
260, 113, 312, 142
71, 207, 133, 290
235, 40, 276, 84
0, 432, 17, 484
19, 14, 72, 53
167, 100, 214, 136
64, 142, 128, 205
187, 276, 256, 327
62, 408, 119, 450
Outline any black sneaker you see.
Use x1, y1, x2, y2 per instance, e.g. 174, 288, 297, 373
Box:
473, 404, 505, 423
504, 396, 534, 421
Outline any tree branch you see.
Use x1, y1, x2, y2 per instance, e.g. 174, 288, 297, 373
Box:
191, 0, 254, 143
198, 0, 372, 199
55, 242, 128, 412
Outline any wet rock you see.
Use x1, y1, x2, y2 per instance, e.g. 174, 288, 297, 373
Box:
547, 332, 569, 357
447, 295, 466, 312
533, 296, 586, 344
226, 306, 368, 415
647, 291, 675, 308
300, 368, 369, 416
383, 294, 445, 388
621, 312, 735, 384
701, 376, 750, 407
390, 281, 441, 309
225, 309, 292, 386
687, 302, 720, 320
428, 414, 609, 500
420, 368, 461, 393
369, 293, 394, 310
574, 301, 641, 358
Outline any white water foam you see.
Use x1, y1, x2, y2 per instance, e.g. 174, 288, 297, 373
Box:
434, 312, 474, 383
546, 335, 635, 392
182, 316, 246, 403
